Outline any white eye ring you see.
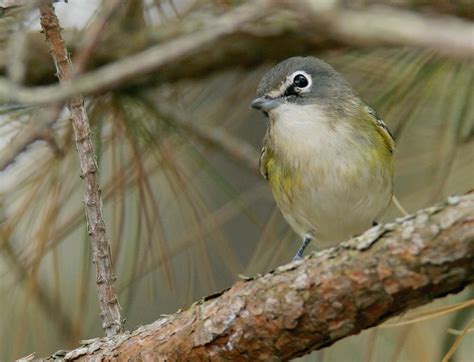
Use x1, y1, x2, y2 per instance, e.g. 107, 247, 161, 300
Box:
289, 70, 312, 93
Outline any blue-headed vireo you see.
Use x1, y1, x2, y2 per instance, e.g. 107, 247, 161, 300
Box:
251, 56, 394, 261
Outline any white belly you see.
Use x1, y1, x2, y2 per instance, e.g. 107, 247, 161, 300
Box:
268, 103, 393, 244
281, 163, 393, 243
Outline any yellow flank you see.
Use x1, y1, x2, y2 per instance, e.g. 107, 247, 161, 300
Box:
259, 102, 394, 244
262, 149, 299, 204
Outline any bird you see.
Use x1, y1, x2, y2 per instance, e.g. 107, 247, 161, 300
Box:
251, 56, 394, 261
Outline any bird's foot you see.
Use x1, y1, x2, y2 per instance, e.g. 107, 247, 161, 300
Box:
292, 254, 303, 262
291, 236, 312, 262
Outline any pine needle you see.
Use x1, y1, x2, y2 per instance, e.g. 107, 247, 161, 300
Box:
381, 299, 474, 328
441, 318, 474, 362
392, 195, 409, 216
447, 327, 474, 336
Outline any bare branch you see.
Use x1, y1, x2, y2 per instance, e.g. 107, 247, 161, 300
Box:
43, 193, 473, 360
38, 3, 123, 337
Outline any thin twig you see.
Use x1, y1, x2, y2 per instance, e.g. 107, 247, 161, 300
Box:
38, 3, 123, 337
0, 0, 120, 171
0, 105, 63, 171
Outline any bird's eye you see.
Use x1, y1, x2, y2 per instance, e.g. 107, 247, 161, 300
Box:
293, 74, 309, 88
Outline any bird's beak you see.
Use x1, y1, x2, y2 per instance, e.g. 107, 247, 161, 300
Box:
250, 96, 282, 112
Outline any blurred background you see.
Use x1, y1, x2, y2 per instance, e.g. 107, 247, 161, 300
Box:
0, 0, 473, 360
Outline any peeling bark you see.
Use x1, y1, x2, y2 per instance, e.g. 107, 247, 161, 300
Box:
47, 193, 473, 361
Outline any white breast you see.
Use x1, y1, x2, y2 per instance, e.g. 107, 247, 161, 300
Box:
269, 103, 363, 171
267, 103, 392, 244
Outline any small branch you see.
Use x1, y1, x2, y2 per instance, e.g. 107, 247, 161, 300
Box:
44, 193, 473, 360
38, 3, 123, 337
0, 0, 120, 170
0, 105, 62, 171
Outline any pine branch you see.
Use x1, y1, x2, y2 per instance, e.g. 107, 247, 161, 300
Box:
38, 2, 123, 337
1, 0, 473, 105
42, 193, 474, 360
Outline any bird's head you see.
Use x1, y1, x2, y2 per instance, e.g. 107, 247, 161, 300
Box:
251, 56, 353, 115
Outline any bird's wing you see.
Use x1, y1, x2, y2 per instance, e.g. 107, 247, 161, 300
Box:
259, 133, 271, 181
365, 104, 395, 154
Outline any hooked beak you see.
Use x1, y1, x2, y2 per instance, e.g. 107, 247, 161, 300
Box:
250, 96, 282, 112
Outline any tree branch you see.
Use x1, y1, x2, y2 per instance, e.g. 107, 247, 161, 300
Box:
292, 0, 474, 58
1, 0, 473, 105
42, 193, 474, 360
38, 3, 123, 337
0, 0, 270, 105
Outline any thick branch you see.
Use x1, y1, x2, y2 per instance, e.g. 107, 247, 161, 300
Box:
1, 0, 473, 104
293, 0, 474, 57
48, 193, 473, 360
39, 3, 123, 337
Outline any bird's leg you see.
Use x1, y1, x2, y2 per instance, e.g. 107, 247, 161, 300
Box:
292, 236, 312, 261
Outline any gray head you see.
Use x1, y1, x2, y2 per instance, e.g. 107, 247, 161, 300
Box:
251, 56, 353, 113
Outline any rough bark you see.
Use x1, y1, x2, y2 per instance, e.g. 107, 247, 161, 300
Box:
46, 193, 473, 361
39, 3, 123, 337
